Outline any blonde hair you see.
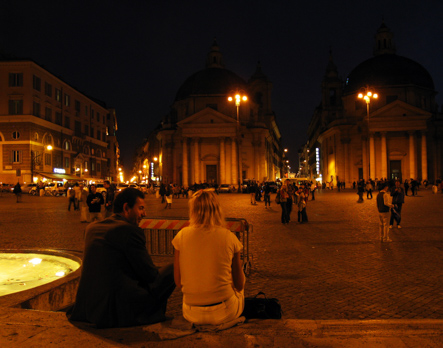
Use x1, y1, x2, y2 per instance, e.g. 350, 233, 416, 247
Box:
189, 189, 225, 228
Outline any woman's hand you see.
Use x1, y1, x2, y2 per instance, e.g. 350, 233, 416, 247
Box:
173, 249, 182, 290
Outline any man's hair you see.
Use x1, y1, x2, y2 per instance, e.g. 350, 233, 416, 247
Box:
380, 183, 389, 190
104, 180, 110, 185
113, 188, 144, 213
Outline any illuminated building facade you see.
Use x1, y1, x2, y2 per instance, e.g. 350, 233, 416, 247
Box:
0, 57, 119, 184
138, 41, 283, 187
307, 22, 443, 185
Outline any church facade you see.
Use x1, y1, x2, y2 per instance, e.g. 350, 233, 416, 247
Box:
138, 41, 283, 187
307, 23, 443, 186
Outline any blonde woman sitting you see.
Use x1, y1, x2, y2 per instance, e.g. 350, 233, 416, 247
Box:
171, 190, 245, 325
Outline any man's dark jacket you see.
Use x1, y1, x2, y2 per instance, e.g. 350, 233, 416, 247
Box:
68, 214, 163, 328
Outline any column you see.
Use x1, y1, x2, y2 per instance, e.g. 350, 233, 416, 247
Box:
194, 137, 200, 184
409, 132, 416, 179
231, 137, 237, 185
381, 132, 387, 179
362, 138, 368, 180
343, 141, 349, 185
219, 137, 225, 184
369, 133, 375, 179
182, 138, 188, 186
421, 131, 428, 181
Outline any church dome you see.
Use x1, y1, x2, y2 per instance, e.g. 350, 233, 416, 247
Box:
344, 54, 435, 94
175, 67, 246, 101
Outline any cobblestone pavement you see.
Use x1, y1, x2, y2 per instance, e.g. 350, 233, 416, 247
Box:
1, 188, 442, 321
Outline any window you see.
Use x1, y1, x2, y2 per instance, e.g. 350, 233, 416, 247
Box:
9, 73, 23, 87
85, 106, 88, 116
97, 162, 101, 172
33, 75, 41, 91
64, 94, 70, 106
45, 107, 52, 122
45, 82, 52, 97
12, 131, 20, 139
64, 141, 71, 151
91, 148, 95, 155
64, 116, 70, 129
33, 132, 39, 141
91, 127, 94, 137
55, 112, 62, 125
64, 157, 70, 168
45, 153, 52, 166
97, 131, 101, 141
91, 109, 94, 120
55, 88, 62, 102
84, 161, 88, 170
102, 115, 105, 124
92, 161, 95, 171
84, 125, 89, 135
33, 102, 41, 117
12, 150, 22, 163
9, 100, 23, 114
75, 121, 81, 134
75, 100, 80, 113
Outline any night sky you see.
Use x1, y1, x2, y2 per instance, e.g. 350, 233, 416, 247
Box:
2, 0, 442, 174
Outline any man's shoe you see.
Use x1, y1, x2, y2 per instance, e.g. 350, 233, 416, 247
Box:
389, 225, 393, 229
397, 225, 401, 229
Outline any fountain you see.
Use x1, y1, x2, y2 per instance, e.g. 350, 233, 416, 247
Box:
0, 249, 82, 311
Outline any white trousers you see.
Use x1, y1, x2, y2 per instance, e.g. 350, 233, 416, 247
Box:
183, 291, 244, 325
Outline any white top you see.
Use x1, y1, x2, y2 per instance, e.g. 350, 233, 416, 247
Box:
172, 225, 243, 306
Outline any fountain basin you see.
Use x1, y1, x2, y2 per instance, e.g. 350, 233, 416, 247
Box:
0, 249, 82, 311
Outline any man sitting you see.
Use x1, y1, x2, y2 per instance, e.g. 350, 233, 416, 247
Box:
68, 188, 175, 328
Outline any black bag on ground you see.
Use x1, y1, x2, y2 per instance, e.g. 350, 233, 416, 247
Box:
242, 292, 282, 319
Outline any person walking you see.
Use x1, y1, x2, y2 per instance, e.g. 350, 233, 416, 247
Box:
87, 184, 104, 222
249, 182, 256, 205
68, 186, 76, 211
377, 183, 394, 242
389, 180, 405, 229
296, 187, 308, 223
164, 184, 172, 209
13, 182, 22, 203
310, 181, 316, 200
357, 179, 365, 203
404, 179, 410, 196
285, 180, 294, 222
159, 182, 166, 203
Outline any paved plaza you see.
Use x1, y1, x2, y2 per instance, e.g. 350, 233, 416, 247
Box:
1, 187, 442, 321
1, 187, 443, 347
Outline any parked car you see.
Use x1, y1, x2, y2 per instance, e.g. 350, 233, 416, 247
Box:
1, 183, 14, 193
219, 184, 234, 193
115, 183, 129, 193
22, 183, 38, 194
45, 182, 66, 196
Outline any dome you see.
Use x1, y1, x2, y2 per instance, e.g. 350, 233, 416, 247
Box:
175, 67, 247, 101
344, 54, 435, 94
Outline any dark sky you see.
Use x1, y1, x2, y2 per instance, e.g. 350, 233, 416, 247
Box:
2, 0, 442, 172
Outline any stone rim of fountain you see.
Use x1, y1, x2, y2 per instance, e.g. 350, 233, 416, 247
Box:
0, 248, 82, 311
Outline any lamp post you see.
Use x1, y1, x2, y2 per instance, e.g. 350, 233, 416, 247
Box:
31, 145, 53, 183
228, 90, 247, 192
358, 86, 378, 180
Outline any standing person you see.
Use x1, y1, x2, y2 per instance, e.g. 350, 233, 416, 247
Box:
263, 182, 271, 209
13, 182, 22, 203
377, 183, 394, 242
68, 186, 76, 211
277, 184, 289, 224
171, 190, 245, 326
78, 183, 89, 223
357, 179, 365, 203
404, 179, 410, 196
310, 181, 316, 200
390, 180, 405, 229
159, 182, 166, 203
249, 182, 256, 205
87, 184, 104, 222
73, 183, 80, 210
366, 180, 373, 199
296, 187, 308, 223
285, 180, 294, 222
410, 179, 418, 196
164, 184, 172, 209
68, 188, 175, 328
104, 180, 115, 218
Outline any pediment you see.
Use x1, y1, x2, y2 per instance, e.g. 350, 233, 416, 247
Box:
370, 100, 432, 119
177, 107, 236, 127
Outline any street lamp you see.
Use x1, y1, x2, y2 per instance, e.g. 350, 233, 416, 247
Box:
358, 86, 378, 179
228, 90, 247, 192
31, 145, 53, 183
